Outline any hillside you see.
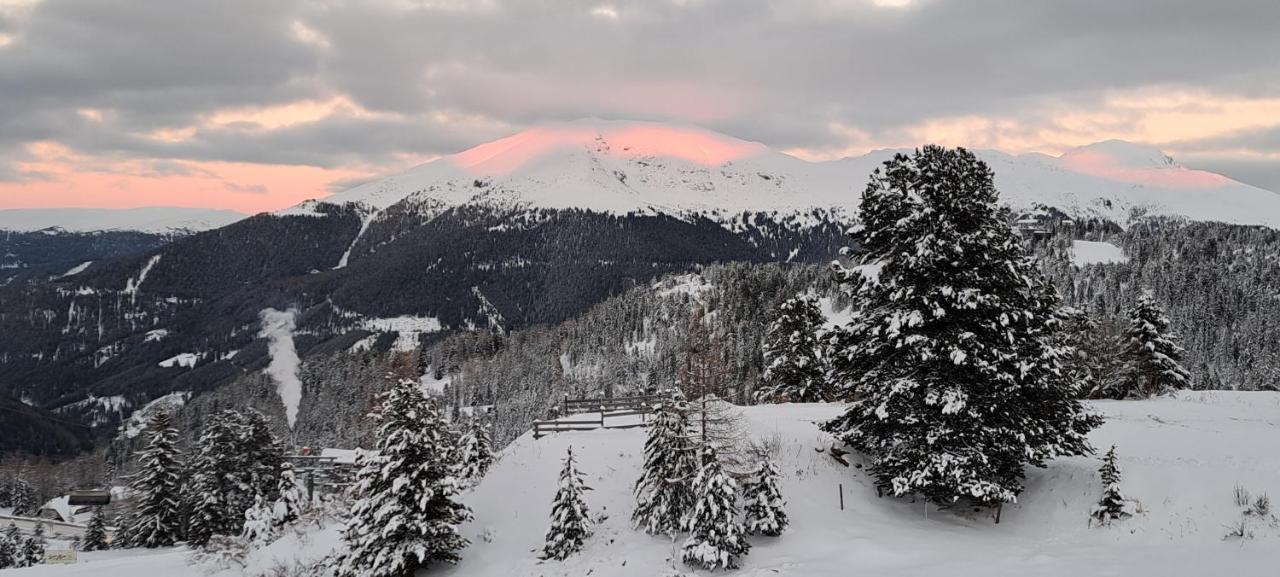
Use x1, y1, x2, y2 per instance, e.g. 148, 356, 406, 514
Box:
0, 393, 91, 457
0, 207, 247, 234
15, 392, 1280, 576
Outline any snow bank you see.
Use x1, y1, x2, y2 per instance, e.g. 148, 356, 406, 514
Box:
1072, 240, 1129, 266
259, 308, 303, 429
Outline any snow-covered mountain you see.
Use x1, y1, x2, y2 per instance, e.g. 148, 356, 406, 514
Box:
0, 207, 247, 234
292, 119, 1280, 228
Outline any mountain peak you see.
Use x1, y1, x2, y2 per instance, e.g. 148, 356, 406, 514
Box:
448, 119, 772, 176
1060, 139, 1176, 168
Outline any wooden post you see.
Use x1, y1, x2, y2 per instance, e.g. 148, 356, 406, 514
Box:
994, 503, 1003, 524
306, 470, 315, 503
839, 483, 845, 511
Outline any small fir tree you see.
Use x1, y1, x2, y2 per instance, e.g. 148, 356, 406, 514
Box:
681, 447, 750, 570
119, 411, 185, 548
270, 463, 307, 530
0, 527, 15, 569
632, 402, 699, 536
458, 418, 495, 481
1117, 291, 1192, 397
1090, 445, 1132, 525
743, 455, 788, 537
758, 295, 832, 403
822, 146, 1100, 507
240, 494, 276, 545
17, 522, 45, 566
81, 506, 110, 551
334, 379, 472, 577
542, 446, 592, 560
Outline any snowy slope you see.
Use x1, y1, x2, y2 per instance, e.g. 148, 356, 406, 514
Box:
19, 392, 1277, 576
289, 119, 1280, 228
0, 207, 247, 233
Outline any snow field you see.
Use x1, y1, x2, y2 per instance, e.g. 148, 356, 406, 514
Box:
12, 392, 1279, 576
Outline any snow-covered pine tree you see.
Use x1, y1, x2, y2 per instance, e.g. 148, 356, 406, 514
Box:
823, 146, 1100, 508
632, 402, 699, 536
8, 478, 35, 517
458, 417, 495, 481
240, 494, 276, 545
681, 446, 750, 570
1090, 445, 1132, 525
187, 409, 283, 547
270, 463, 307, 530
542, 446, 591, 560
0, 526, 14, 569
758, 295, 832, 403
1117, 290, 1192, 397
119, 411, 185, 548
187, 413, 240, 546
334, 379, 472, 577
19, 522, 45, 566
743, 454, 788, 537
81, 506, 109, 551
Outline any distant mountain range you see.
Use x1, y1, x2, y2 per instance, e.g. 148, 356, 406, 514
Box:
3, 119, 1279, 454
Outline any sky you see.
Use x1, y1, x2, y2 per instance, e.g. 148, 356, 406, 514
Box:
1, 0, 1278, 214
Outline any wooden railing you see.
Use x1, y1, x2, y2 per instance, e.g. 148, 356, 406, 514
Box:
533, 394, 668, 439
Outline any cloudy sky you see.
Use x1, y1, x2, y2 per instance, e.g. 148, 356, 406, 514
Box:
1, 0, 1278, 213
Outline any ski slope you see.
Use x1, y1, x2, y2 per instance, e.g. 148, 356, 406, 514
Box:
16, 391, 1279, 576
287, 119, 1280, 229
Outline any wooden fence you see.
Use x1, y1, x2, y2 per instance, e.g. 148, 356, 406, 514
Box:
533, 394, 667, 439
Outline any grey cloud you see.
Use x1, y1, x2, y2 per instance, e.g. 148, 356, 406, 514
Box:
0, 0, 1278, 188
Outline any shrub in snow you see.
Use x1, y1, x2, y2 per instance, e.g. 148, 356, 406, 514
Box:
1090, 445, 1134, 526
1249, 494, 1271, 517
81, 505, 109, 551
822, 146, 1100, 508
633, 402, 699, 536
743, 455, 788, 537
542, 446, 592, 560
458, 417, 495, 482
681, 447, 750, 570
118, 411, 185, 548
1115, 290, 1191, 397
757, 295, 833, 403
333, 378, 472, 577
188, 409, 284, 547
242, 494, 276, 545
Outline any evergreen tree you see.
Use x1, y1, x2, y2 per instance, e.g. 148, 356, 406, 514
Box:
270, 463, 307, 530
542, 446, 591, 561
187, 409, 283, 547
681, 446, 749, 570
118, 411, 185, 548
632, 402, 699, 536
823, 146, 1100, 507
0, 526, 15, 569
334, 379, 472, 577
81, 506, 109, 551
758, 295, 832, 403
18, 522, 45, 566
240, 494, 275, 545
743, 455, 788, 537
1116, 291, 1192, 397
1091, 445, 1132, 525
458, 418, 495, 481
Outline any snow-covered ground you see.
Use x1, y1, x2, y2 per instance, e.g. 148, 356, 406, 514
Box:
1071, 240, 1129, 266
0, 207, 246, 233
15, 391, 1280, 576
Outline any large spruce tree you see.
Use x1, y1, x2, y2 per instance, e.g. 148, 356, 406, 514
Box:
1116, 290, 1192, 397
81, 506, 109, 551
119, 411, 185, 548
758, 295, 832, 403
334, 378, 472, 577
823, 146, 1100, 507
632, 402, 699, 536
